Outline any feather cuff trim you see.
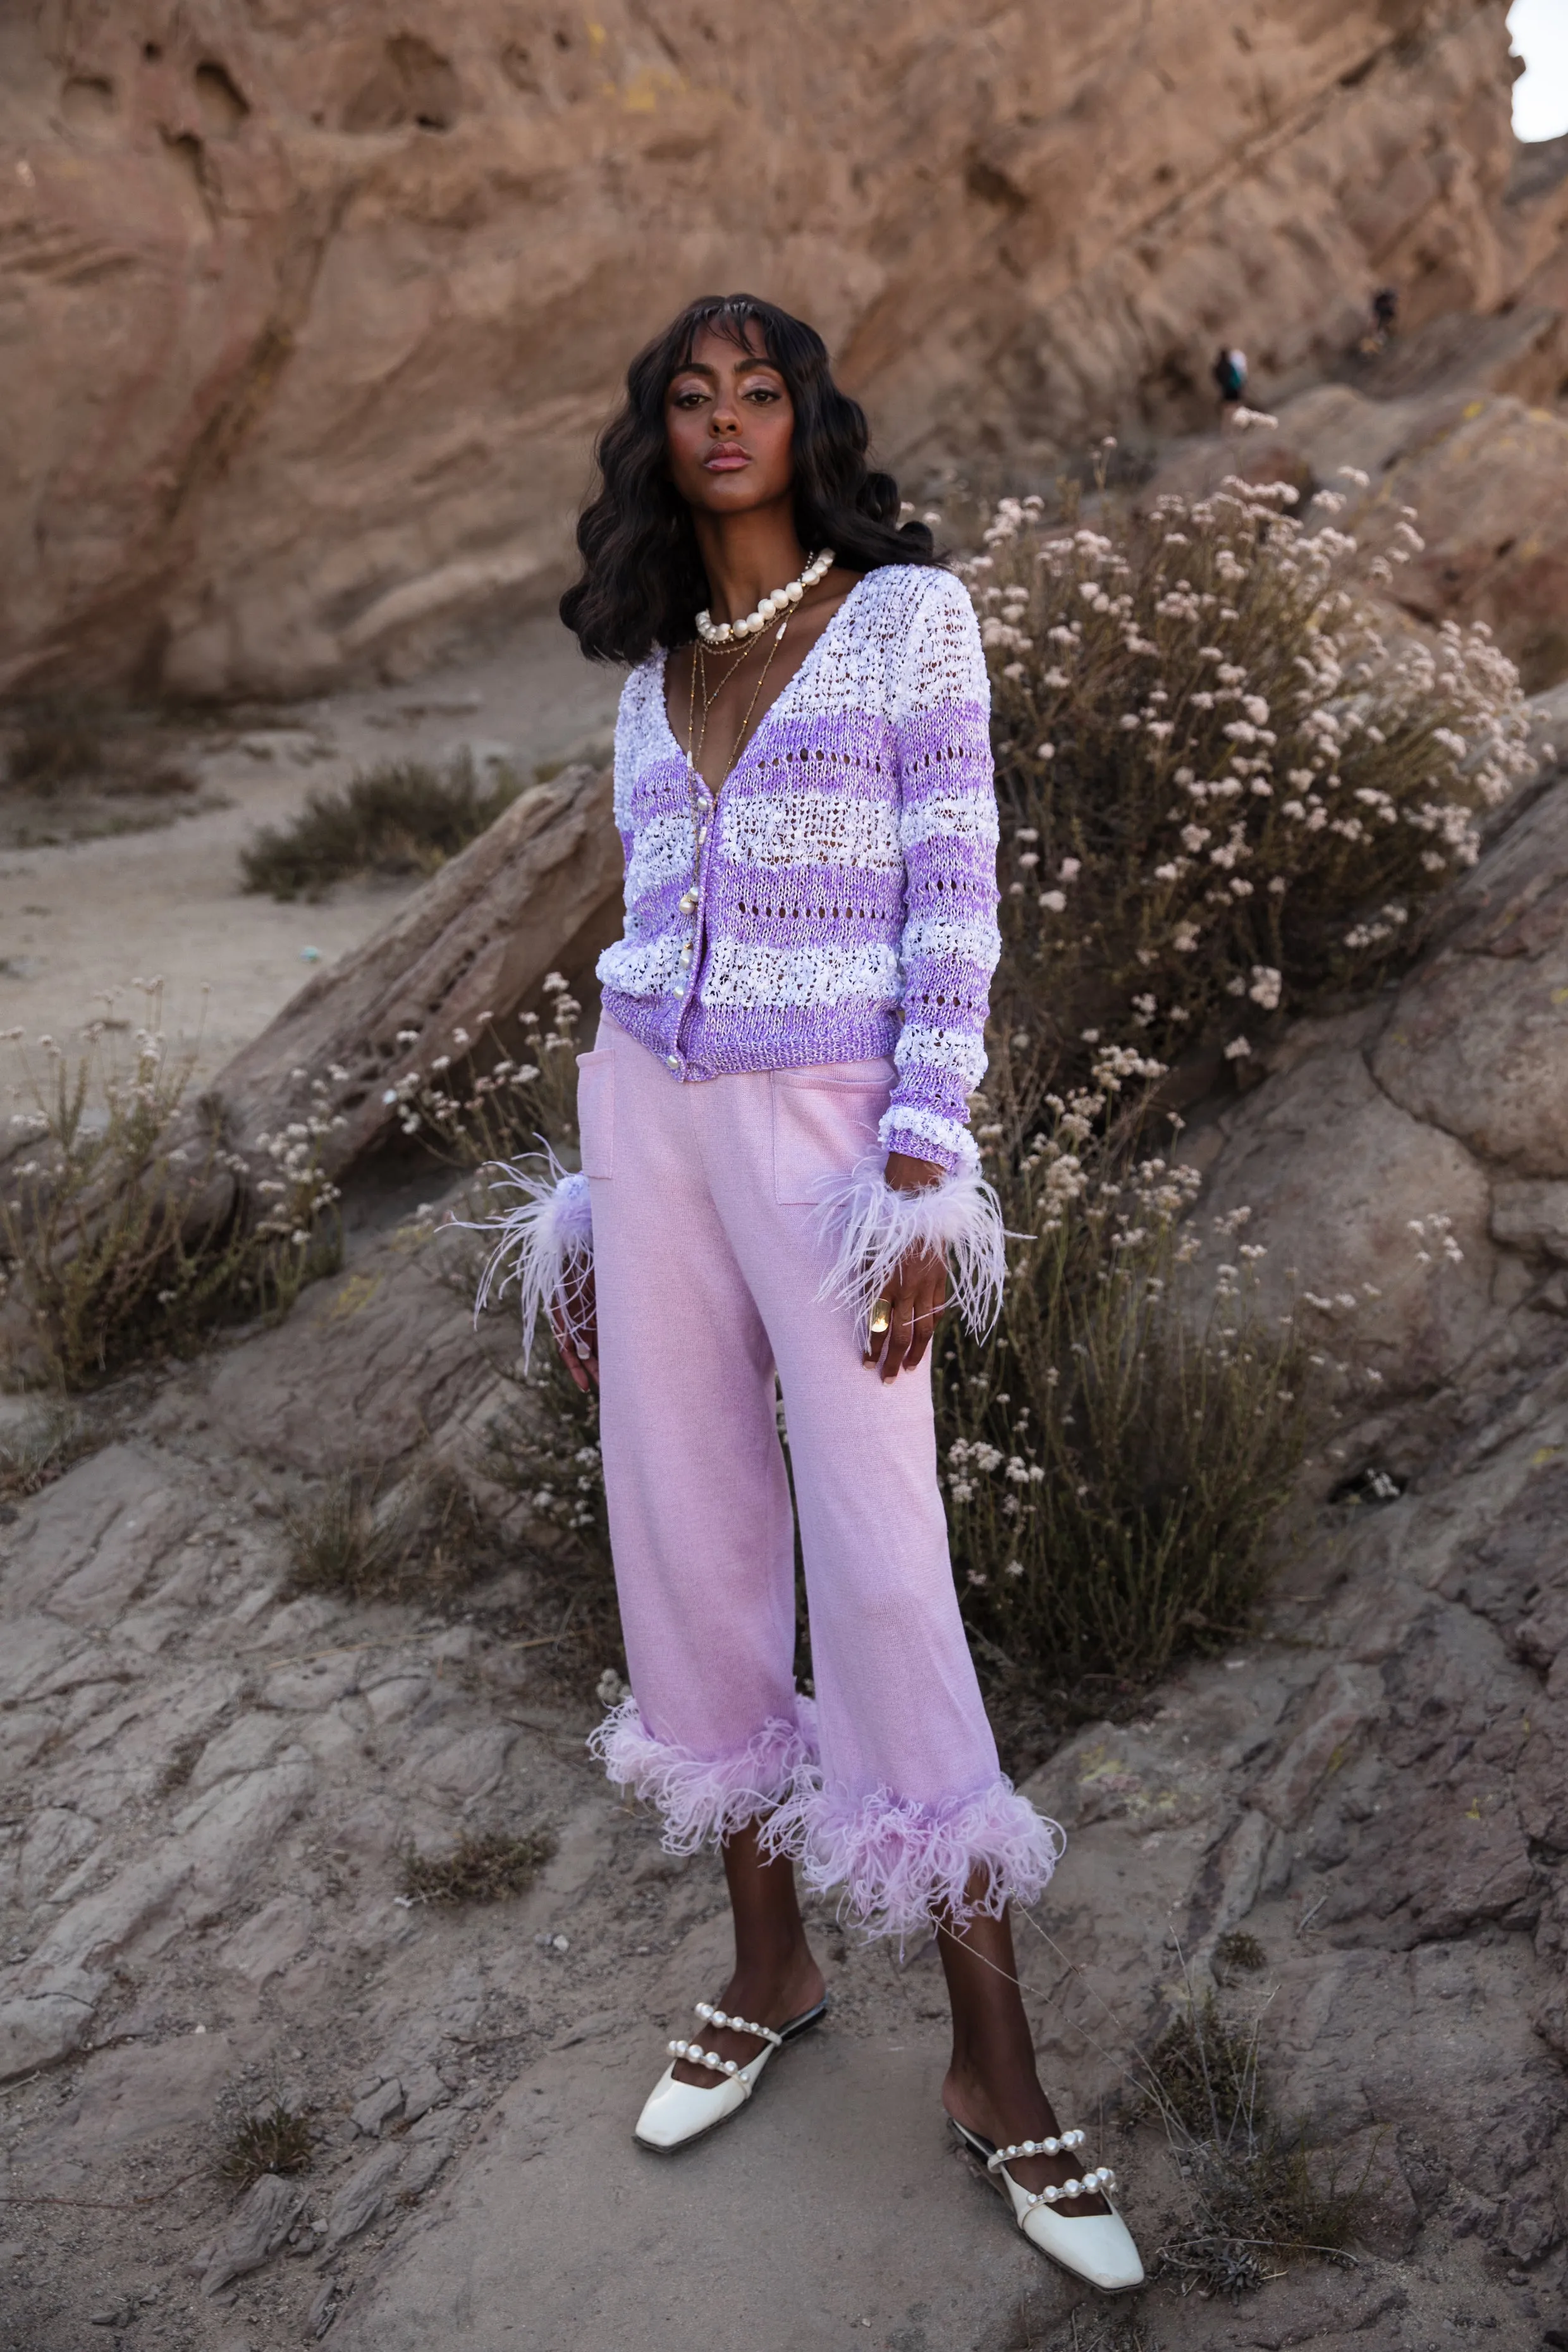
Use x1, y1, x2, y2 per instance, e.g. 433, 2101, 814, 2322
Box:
469, 1149, 593, 1364
761, 1776, 1064, 1944
813, 1155, 1007, 1341
589, 1699, 819, 1853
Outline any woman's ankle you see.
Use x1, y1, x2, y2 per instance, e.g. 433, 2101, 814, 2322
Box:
723, 1942, 824, 2021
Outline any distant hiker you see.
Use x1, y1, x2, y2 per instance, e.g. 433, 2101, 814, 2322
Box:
1213, 346, 1247, 408
1360, 287, 1400, 355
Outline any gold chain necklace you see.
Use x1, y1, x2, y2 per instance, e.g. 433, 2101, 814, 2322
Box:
675, 618, 789, 964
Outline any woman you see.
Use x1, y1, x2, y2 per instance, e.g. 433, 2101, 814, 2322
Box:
484, 294, 1143, 2294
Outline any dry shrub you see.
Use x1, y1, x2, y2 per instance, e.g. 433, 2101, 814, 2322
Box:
5, 709, 103, 793
240, 751, 518, 900
403, 976, 617, 1684
973, 473, 1534, 1098
158, 1730, 206, 1796
1, 702, 200, 845
218, 2105, 314, 2188
941, 1055, 1314, 1713
0, 986, 340, 1389
1142, 1990, 1366, 2294
384, 970, 587, 1168
937, 472, 1528, 1710
399, 1826, 556, 1906
0, 1401, 94, 1499
1024, 2315, 1153, 2352
283, 1463, 493, 1605
478, 1367, 619, 1691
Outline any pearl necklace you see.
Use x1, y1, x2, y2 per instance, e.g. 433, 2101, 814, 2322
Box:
695, 548, 833, 644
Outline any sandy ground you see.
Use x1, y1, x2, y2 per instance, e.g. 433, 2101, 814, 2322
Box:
0, 619, 621, 1084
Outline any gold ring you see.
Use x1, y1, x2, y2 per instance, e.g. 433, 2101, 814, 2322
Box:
868, 1298, 893, 1335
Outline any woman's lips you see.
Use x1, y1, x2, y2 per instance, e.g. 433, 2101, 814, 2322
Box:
704, 448, 750, 470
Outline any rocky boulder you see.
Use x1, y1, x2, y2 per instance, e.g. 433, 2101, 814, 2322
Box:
0, 0, 1550, 699
1191, 716, 1568, 1463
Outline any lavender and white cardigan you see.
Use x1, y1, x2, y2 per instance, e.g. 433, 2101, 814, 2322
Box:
476, 566, 1007, 1356
601, 563, 999, 1172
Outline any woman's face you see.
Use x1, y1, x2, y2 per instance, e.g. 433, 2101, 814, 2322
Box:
663, 322, 795, 518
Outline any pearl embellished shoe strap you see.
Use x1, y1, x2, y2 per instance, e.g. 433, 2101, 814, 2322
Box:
987, 2128, 1087, 2167
692, 1999, 782, 2046
665, 1999, 785, 2079
985, 2129, 1118, 2209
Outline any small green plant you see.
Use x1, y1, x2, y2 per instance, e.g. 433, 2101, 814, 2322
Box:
218, 2104, 315, 2187
0, 1401, 94, 1498
1141, 1989, 1366, 2294
283, 1464, 493, 1605
0, 987, 340, 1389
239, 752, 519, 900
398, 1826, 556, 1906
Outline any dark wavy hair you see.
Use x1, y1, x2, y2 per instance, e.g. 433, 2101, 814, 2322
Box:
560, 293, 940, 663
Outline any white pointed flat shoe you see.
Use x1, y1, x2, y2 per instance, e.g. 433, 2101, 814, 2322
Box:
949, 2117, 1146, 2294
634, 1995, 829, 2152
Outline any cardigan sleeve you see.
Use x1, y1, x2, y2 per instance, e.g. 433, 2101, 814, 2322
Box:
878, 570, 1000, 1173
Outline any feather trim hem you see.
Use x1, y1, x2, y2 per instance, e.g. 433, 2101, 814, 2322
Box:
761, 1776, 1064, 1944
812, 1155, 1007, 1342
589, 1699, 820, 1854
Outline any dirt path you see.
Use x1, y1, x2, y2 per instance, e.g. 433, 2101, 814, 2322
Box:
0, 619, 620, 1081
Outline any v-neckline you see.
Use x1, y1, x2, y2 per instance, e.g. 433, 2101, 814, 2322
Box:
654, 573, 868, 789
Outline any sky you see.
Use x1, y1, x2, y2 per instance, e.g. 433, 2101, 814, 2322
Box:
1509, 0, 1568, 141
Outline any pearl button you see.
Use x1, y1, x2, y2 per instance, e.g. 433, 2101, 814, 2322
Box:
666, 1055, 680, 1070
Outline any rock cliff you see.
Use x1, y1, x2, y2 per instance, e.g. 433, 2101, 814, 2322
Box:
1, 0, 1560, 700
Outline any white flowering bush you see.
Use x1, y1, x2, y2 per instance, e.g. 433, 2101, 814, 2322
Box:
417, 979, 618, 1648
0, 983, 340, 1388
393, 972, 613, 1589
938, 1048, 1313, 1710
383, 972, 584, 1166
968, 475, 1534, 1094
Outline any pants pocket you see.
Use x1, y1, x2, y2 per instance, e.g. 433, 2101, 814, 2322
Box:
576, 1050, 615, 1180
771, 1062, 894, 1206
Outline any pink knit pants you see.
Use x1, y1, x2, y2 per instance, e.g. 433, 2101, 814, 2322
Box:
584, 1013, 1061, 1940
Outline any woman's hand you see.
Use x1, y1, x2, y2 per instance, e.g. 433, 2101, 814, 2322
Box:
864, 1151, 949, 1383
549, 1268, 599, 1393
